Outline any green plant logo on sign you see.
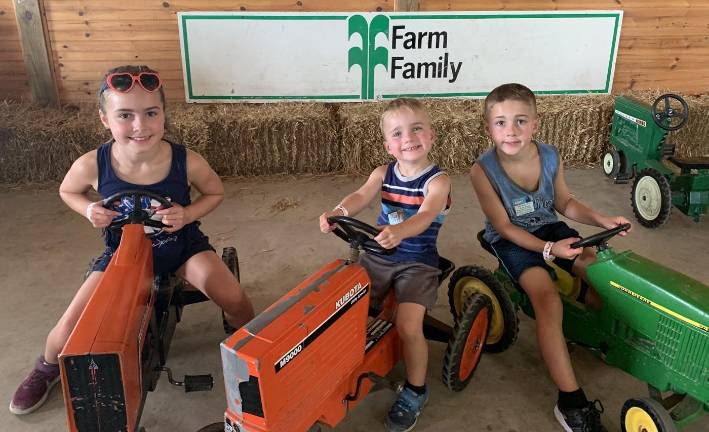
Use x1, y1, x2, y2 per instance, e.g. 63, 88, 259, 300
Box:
348, 15, 389, 100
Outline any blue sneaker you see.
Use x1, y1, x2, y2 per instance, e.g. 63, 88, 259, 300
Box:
385, 386, 429, 432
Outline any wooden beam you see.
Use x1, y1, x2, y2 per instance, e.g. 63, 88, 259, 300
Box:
13, 0, 57, 106
396, 0, 420, 11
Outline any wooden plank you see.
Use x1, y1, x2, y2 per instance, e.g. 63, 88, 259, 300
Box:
49, 29, 179, 41
396, 0, 420, 11
12, 0, 57, 106
55, 40, 180, 52
420, 1, 696, 10
57, 63, 183, 76
44, 1, 392, 13
48, 20, 178, 32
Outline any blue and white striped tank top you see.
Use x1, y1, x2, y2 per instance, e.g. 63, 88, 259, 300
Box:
375, 162, 450, 267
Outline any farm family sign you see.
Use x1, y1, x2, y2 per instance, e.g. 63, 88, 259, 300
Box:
178, 11, 622, 102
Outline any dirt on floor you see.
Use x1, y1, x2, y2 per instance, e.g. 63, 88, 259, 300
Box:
0, 169, 707, 432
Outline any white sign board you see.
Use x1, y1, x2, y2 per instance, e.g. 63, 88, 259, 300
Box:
178, 11, 622, 102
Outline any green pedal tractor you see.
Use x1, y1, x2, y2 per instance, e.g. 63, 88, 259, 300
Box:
449, 225, 708, 432
603, 93, 709, 227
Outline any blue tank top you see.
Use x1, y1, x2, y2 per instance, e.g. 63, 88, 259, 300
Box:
374, 162, 450, 268
478, 141, 559, 244
97, 139, 195, 250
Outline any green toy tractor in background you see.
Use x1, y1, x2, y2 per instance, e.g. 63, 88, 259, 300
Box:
449, 225, 708, 431
603, 93, 709, 227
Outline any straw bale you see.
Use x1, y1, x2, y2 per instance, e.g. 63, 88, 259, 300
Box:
169, 103, 339, 176
0, 101, 108, 184
534, 94, 615, 168
1, 90, 707, 185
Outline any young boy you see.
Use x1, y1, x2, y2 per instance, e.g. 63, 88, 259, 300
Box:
319, 98, 450, 432
471, 83, 630, 432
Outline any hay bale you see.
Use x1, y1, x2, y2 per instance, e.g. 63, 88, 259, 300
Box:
1, 90, 707, 185
170, 103, 339, 176
0, 101, 107, 184
535, 94, 615, 168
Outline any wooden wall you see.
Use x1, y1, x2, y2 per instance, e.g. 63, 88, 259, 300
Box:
2, 0, 708, 104
0, 0, 31, 101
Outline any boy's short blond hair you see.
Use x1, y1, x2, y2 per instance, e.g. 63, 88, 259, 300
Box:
379, 97, 430, 135
484, 83, 537, 120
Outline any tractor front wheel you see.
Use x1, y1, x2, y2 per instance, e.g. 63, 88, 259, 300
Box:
221, 247, 241, 334
442, 292, 491, 392
448, 265, 518, 353
621, 397, 677, 432
602, 149, 626, 179
631, 169, 672, 228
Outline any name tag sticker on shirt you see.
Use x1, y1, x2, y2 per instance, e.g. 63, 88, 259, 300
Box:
387, 209, 405, 225
513, 196, 535, 216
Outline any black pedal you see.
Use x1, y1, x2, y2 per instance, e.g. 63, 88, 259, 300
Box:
184, 374, 214, 392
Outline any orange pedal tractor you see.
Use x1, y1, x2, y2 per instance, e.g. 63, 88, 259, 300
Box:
210, 216, 492, 432
59, 190, 220, 432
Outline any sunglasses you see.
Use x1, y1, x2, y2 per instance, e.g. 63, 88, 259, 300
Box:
105, 72, 162, 93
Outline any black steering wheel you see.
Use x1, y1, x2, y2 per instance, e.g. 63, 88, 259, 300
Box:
570, 223, 631, 250
652, 93, 689, 131
327, 216, 395, 255
103, 189, 172, 231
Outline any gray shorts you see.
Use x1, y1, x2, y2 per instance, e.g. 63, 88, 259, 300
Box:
359, 253, 441, 310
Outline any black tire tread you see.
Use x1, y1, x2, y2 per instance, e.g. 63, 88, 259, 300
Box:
620, 397, 678, 432
447, 265, 519, 353
442, 293, 492, 392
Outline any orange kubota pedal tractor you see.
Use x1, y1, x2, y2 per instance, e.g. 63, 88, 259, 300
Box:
206, 216, 492, 432
59, 190, 231, 432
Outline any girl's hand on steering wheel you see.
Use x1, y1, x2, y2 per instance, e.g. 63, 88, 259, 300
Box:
86, 201, 120, 228
155, 203, 189, 233
319, 211, 339, 233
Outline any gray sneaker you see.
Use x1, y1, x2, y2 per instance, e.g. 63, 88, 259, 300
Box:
9, 357, 60, 415
385, 386, 429, 432
554, 400, 607, 432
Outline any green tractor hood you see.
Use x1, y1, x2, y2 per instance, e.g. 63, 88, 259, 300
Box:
588, 249, 708, 335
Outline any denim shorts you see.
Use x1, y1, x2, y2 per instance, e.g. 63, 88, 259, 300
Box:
489, 221, 579, 282
91, 223, 214, 277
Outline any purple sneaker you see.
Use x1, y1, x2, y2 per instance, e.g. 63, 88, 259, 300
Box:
9, 356, 60, 415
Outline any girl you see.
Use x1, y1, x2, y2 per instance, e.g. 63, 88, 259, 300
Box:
10, 65, 254, 415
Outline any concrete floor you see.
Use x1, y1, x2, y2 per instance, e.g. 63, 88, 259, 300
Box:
0, 169, 707, 432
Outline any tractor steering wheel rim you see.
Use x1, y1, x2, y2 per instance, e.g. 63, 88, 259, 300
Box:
570, 223, 631, 250
102, 189, 172, 231
651, 93, 689, 131
326, 215, 395, 255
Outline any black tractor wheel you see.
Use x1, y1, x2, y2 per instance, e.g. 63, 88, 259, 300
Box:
222, 246, 240, 282
196, 423, 225, 432
602, 149, 625, 179
221, 247, 241, 334
448, 265, 518, 353
631, 169, 672, 228
621, 397, 678, 432
442, 293, 491, 392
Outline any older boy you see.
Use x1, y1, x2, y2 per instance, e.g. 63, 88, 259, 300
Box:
471, 83, 630, 432
319, 98, 450, 432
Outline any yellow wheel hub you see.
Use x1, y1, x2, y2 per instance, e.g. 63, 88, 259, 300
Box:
454, 277, 504, 344
624, 406, 659, 432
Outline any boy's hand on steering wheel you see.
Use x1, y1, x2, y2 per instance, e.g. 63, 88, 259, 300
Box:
155, 203, 189, 233
319, 211, 339, 233
599, 215, 632, 236
551, 237, 583, 260
375, 224, 403, 249
86, 201, 120, 228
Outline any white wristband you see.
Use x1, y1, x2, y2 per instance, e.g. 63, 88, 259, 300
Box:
543, 241, 555, 262
85, 202, 96, 220
334, 203, 349, 217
